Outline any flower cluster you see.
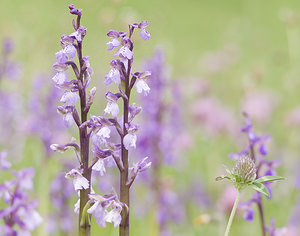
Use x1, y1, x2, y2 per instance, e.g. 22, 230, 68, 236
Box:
51, 4, 151, 233
81, 19, 151, 230
87, 194, 123, 228
52, 4, 93, 127
50, 5, 96, 234
0, 151, 42, 235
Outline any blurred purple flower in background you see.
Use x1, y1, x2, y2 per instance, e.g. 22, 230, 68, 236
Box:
48, 162, 76, 235
23, 73, 74, 235
0, 38, 24, 158
285, 106, 300, 126
241, 90, 278, 124
0, 156, 42, 235
135, 48, 199, 234
191, 97, 238, 137
217, 186, 238, 214
199, 44, 239, 74
0, 151, 11, 170
0, 38, 22, 81
26, 75, 67, 156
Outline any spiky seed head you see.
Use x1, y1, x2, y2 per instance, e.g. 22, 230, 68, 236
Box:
232, 155, 256, 190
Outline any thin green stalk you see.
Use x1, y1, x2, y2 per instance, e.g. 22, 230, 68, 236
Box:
224, 191, 241, 236
257, 198, 266, 236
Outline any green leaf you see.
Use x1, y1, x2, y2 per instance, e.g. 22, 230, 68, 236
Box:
80, 200, 91, 228
250, 182, 270, 197
216, 175, 231, 181
254, 176, 284, 184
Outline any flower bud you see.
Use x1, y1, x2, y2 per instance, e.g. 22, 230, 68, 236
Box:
233, 155, 256, 190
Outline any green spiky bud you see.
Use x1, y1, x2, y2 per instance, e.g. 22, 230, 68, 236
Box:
232, 155, 256, 191
217, 155, 284, 197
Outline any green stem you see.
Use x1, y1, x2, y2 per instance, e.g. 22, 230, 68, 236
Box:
79, 201, 91, 236
257, 198, 266, 236
224, 190, 241, 236
119, 61, 131, 236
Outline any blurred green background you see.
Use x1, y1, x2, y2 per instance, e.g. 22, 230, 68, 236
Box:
1, 0, 300, 235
